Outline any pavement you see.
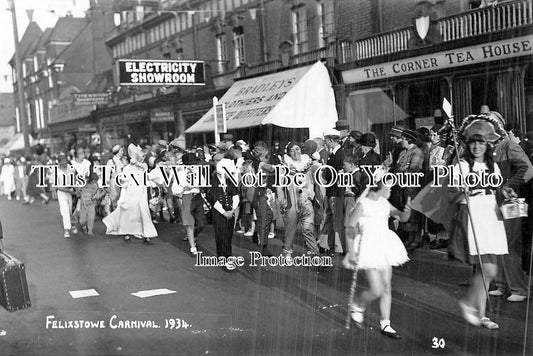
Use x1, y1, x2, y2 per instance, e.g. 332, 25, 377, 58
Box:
0, 196, 532, 355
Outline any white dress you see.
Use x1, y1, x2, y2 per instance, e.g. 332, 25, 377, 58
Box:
356, 196, 409, 270
0, 164, 15, 195
103, 164, 157, 238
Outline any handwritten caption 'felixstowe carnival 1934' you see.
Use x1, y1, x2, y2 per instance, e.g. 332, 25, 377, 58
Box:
46, 315, 191, 330
31, 164, 504, 190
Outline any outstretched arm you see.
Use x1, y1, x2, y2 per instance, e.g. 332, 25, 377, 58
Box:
390, 197, 412, 222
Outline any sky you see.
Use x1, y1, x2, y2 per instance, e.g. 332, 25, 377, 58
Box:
0, 0, 90, 92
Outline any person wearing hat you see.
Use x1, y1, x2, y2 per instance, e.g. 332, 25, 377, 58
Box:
335, 120, 352, 158
322, 129, 346, 255
313, 137, 329, 165
106, 145, 125, 211
358, 133, 381, 166
384, 126, 406, 171
207, 158, 240, 271
52, 153, 77, 238
349, 130, 364, 164
103, 144, 158, 245
474, 112, 533, 303
391, 129, 424, 251
219, 133, 234, 153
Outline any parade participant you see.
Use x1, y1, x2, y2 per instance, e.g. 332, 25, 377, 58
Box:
448, 133, 507, 329
427, 125, 448, 249
471, 112, 533, 303
250, 141, 277, 256
341, 154, 369, 269
14, 157, 28, 201
322, 129, 345, 256
25, 155, 50, 205
0, 158, 15, 200
78, 173, 99, 237
207, 158, 240, 270
54, 154, 76, 238
345, 171, 411, 339
106, 145, 125, 211
391, 129, 424, 250
71, 147, 92, 178
177, 152, 206, 256
278, 142, 319, 260
358, 133, 381, 166
103, 144, 157, 245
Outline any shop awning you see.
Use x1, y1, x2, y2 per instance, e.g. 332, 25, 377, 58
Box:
185, 61, 338, 138
0, 133, 36, 155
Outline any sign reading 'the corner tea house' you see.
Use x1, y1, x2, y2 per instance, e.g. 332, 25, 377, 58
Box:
118, 59, 205, 86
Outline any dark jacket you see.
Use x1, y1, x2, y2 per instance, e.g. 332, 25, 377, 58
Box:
325, 146, 344, 197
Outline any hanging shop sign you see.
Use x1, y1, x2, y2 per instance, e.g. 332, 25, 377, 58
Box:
342, 34, 533, 84
151, 108, 175, 123
73, 93, 110, 106
118, 59, 205, 86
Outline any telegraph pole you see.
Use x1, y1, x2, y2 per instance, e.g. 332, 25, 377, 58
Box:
9, 0, 31, 156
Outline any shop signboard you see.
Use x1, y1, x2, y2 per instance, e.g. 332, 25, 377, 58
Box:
73, 93, 110, 106
151, 108, 175, 123
342, 34, 533, 84
118, 59, 205, 86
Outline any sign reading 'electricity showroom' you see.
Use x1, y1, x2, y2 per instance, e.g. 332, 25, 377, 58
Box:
118, 59, 205, 86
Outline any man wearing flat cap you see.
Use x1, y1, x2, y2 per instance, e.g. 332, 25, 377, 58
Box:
391, 129, 424, 251
384, 125, 406, 172
322, 129, 346, 255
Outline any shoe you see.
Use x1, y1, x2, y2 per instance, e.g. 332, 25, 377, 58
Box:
480, 317, 499, 329
488, 289, 505, 297
225, 261, 236, 271
236, 229, 245, 234
458, 300, 481, 326
72, 227, 79, 234
282, 248, 293, 264
64, 231, 70, 238
124, 235, 131, 242
244, 231, 254, 237
349, 304, 364, 328
189, 247, 198, 256
507, 294, 527, 302
458, 279, 471, 287
380, 324, 401, 339
143, 238, 154, 245
261, 245, 273, 257
268, 232, 275, 239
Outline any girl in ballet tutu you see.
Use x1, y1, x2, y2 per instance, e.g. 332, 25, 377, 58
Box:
343, 171, 412, 339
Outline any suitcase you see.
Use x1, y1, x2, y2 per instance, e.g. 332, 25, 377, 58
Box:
0, 251, 31, 311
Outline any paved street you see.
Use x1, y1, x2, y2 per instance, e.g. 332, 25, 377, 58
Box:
0, 197, 532, 355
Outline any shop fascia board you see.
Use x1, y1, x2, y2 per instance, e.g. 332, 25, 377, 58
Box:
336, 25, 533, 73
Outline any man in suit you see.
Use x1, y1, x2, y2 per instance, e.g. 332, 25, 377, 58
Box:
336, 120, 353, 158
322, 129, 345, 255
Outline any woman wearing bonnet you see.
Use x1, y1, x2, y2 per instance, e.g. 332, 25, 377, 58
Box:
103, 144, 157, 244
277, 142, 319, 262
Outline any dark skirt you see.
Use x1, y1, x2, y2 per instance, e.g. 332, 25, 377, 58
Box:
448, 205, 498, 265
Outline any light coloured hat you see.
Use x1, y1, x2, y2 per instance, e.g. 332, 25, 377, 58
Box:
323, 129, 341, 137
170, 135, 187, 151
111, 145, 121, 154
216, 158, 237, 176
128, 144, 145, 163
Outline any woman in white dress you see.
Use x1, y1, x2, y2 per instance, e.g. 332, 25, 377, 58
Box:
344, 173, 411, 339
0, 158, 15, 200
449, 134, 507, 329
103, 144, 157, 244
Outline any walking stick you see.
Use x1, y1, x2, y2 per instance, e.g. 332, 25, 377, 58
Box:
446, 114, 492, 314
345, 231, 364, 330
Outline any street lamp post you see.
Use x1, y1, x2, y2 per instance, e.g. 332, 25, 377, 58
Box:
8, 0, 31, 156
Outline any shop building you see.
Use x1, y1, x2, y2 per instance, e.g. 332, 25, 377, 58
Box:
335, 0, 533, 156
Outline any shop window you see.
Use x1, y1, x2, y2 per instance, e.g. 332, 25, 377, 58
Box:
291, 3, 308, 55
233, 26, 246, 68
